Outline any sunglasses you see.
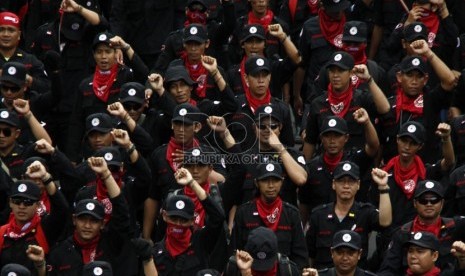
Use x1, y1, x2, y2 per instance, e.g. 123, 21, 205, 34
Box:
1, 85, 21, 93
0, 128, 12, 137
417, 197, 441, 205
258, 124, 279, 130
123, 103, 142, 111
11, 197, 36, 206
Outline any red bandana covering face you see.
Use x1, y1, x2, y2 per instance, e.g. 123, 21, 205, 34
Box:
384, 155, 426, 199
240, 57, 272, 113
407, 266, 441, 276
92, 64, 118, 103
412, 216, 442, 237
5, 212, 41, 240
318, 9, 346, 48
248, 10, 274, 31
184, 10, 207, 26
166, 137, 200, 172
96, 171, 123, 223
323, 152, 343, 173
419, 9, 440, 47
251, 263, 278, 276
395, 88, 424, 122
73, 231, 100, 264
255, 197, 283, 231
181, 54, 208, 99
327, 83, 354, 118
165, 223, 192, 258
184, 182, 211, 229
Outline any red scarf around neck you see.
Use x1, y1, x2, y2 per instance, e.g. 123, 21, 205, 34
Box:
248, 10, 274, 31
38, 191, 51, 216
96, 171, 123, 223
323, 152, 343, 173
384, 155, 426, 199
328, 83, 354, 118
412, 216, 442, 237
184, 10, 207, 26
5, 212, 41, 240
184, 182, 211, 229
256, 197, 283, 231
395, 87, 424, 122
407, 266, 441, 276
240, 56, 272, 112
92, 64, 118, 103
73, 231, 100, 264
252, 263, 278, 276
419, 9, 440, 47
165, 137, 200, 172
165, 223, 192, 258
318, 9, 345, 48
182, 53, 208, 99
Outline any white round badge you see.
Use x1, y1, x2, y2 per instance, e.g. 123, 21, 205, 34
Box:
328, 119, 337, 127
190, 27, 198, 35
93, 267, 103, 276
333, 0, 340, 3
264, 106, 272, 114
18, 184, 27, 193
179, 108, 187, 116
425, 181, 435, 189
349, 27, 358, 35
412, 58, 420, 66
298, 156, 306, 165
250, 26, 257, 34
86, 1, 92, 7
414, 25, 422, 33
414, 232, 422, 240
7, 66, 16, 75
99, 34, 107, 41
204, 274, 212, 276
407, 125, 417, 133
192, 149, 200, 156
176, 200, 185, 209
343, 163, 352, 171
257, 252, 267, 259
8, 272, 17, 276
0, 111, 9, 119
342, 233, 352, 242
266, 164, 275, 172
104, 152, 113, 161
334, 54, 342, 61
91, 118, 100, 126
86, 202, 95, 210
71, 23, 80, 30
256, 58, 265, 66
128, 88, 136, 96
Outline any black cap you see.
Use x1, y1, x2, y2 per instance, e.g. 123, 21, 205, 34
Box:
120, 82, 145, 104
22, 157, 48, 176
414, 180, 444, 198
92, 31, 114, 50
94, 146, 122, 167
321, 0, 350, 12
172, 103, 206, 124
255, 104, 283, 123
75, 199, 105, 220
196, 269, 221, 276
332, 230, 362, 250
1, 62, 26, 87
342, 21, 367, 43
404, 232, 439, 251
244, 227, 278, 271
82, 261, 113, 276
320, 116, 348, 135
187, 0, 208, 12
0, 109, 20, 127
255, 162, 284, 181
183, 24, 208, 43
61, 13, 86, 41
1, 263, 31, 276
398, 121, 425, 144
184, 145, 215, 165
241, 24, 266, 43
403, 22, 428, 43
245, 56, 271, 75
333, 161, 360, 180
399, 55, 427, 74
165, 195, 195, 220
85, 113, 113, 136
11, 180, 41, 201
164, 65, 197, 88
326, 51, 355, 71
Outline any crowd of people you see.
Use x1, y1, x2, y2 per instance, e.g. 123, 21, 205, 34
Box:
0, 0, 465, 275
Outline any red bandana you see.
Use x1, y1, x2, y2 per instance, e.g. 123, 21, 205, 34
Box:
412, 216, 442, 237
252, 263, 278, 276
248, 10, 274, 31
96, 171, 123, 224
308, 0, 320, 15
92, 64, 118, 103
166, 137, 200, 172
5, 212, 41, 240
327, 83, 354, 118
184, 10, 207, 26
395, 87, 424, 122
73, 231, 100, 264
318, 9, 345, 48
384, 155, 426, 199
419, 9, 440, 47
165, 223, 192, 258
256, 197, 283, 231
184, 182, 211, 229
323, 152, 343, 173
342, 43, 367, 65
407, 266, 441, 276
37, 191, 51, 216
182, 53, 208, 99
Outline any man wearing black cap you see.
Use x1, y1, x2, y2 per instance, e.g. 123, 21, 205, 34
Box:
302, 51, 390, 160
404, 232, 441, 275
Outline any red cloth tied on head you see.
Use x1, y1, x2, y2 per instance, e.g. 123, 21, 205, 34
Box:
0, 12, 20, 29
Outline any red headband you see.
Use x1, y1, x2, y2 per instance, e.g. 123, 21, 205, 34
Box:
0, 12, 20, 29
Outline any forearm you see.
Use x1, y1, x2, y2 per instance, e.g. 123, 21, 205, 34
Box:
43, 173, 57, 196
25, 112, 52, 144
363, 121, 380, 157
368, 79, 390, 114
440, 136, 455, 170
221, 129, 236, 149
188, 180, 207, 201
142, 198, 158, 240
76, 5, 100, 25
143, 258, 158, 276
122, 113, 137, 132
303, 142, 315, 161
426, 50, 455, 90
378, 193, 392, 227
101, 170, 121, 198
279, 149, 307, 186
281, 34, 302, 65
211, 69, 227, 91
240, 268, 253, 276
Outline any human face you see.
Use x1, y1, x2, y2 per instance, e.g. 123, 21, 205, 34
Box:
122, 101, 144, 122
255, 117, 281, 146
245, 71, 271, 98
332, 176, 360, 201
1, 82, 26, 107
73, 215, 104, 242
9, 197, 38, 225
0, 122, 19, 150
407, 246, 438, 275
396, 136, 423, 163
183, 163, 212, 184
328, 66, 351, 92
87, 131, 113, 151
396, 70, 428, 97
183, 41, 209, 62
249, 0, 269, 15
171, 121, 200, 144
256, 177, 283, 202
0, 25, 20, 50
331, 247, 362, 274
168, 80, 193, 104
93, 44, 117, 70
321, 132, 349, 156
242, 37, 266, 56
414, 192, 443, 221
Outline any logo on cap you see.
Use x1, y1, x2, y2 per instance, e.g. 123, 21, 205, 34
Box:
349, 27, 358, 35
190, 27, 198, 35
192, 149, 200, 156
86, 1, 92, 7
343, 163, 352, 171
128, 88, 136, 96
334, 54, 342, 61
342, 233, 352, 242
414, 25, 422, 33
425, 181, 435, 189
266, 164, 275, 172
257, 252, 267, 259
18, 183, 27, 192
91, 118, 100, 126
333, 0, 340, 3
298, 156, 306, 165
256, 58, 265, 66
7, 66, 16, 75
8, 272, 17, 276
407, 125, 417, 133
93, 267, 103, 276
176, 200, 185, 209
86, 202, 95, 210
328, 119, 337, 127
264, 106, 272, 114
414, 232, 422, 240
104, 152, 113, 161
204, 274, 212, 276
0, 111, 9, 119
412, 58, 420, 66
99, 34, 107, 41
250, 26, 257, 34
71, 23, 80, 30
179, 108, 187, 116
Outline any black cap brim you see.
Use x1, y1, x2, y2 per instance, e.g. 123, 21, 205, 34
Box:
248, 67, 271, 76
120, 96, 145, 105
0, 76, 24, 87
85, 127, 112, 137
321, 129, 347, 135
326, 62, 352, 71
256, 173, 284, 181
398, 133, 423, 144
333, 171, 359, 180
415, 190, 443, 199
0, 118, 18, 127
404, 240, 437, 251
241, 34, 266, 43
76, 211, 104, 220
183, 36, 207, 43
255, 114, 282, 123
166, 210, 193, 220
172, 116, 195, 125
11, 194, 39, 201
332, 243, 361, 250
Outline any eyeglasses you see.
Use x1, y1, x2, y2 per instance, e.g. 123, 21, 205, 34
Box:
258, 124, 279, 130
1, 85, 21, 93
0, 128, 12, 137
11, 197, 36, 206
417, 197, 441, 205
123, 103, 142, 111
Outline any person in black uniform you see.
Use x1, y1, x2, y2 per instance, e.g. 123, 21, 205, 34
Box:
231, 161, 309, 270
307, 163, 392, 269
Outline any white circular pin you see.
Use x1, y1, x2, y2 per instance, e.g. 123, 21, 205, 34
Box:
266, 164, 275, 172
99, 34, 107, 41
414, 232, 422, 240
91, 118, 100, 126
412, 58, 420, 66
342, 233, 352, 242
349, 27, 358, 35
8, 272, 17, 276
93, 267, 103, 276
176, 200, 185, 209
71, 23, 80, 30
0, 111, 9, 119
128, 88, 136, 96
425, 181, 435, 189
407, 125, 417, 133
264, 106, 272, 114
179, 108, 187, 116
343, 163, 352, 171
204, 274, 212, 276
414, 25, 422, 33
190, 27, 198, 35
256, 58, 265, 66
250, 26, 257, 34
86, 202, 95, 210
104, 152, 113, 161
192, 149, 200, 156
333, 0, 341, 3
328, 119, 337, 127
18, 183, 27, 192
86, 1, 92, 7
334, 54, 342, 61
298, 156, 306, 165
7, 66, 16, 75
257, 252, 267, 259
